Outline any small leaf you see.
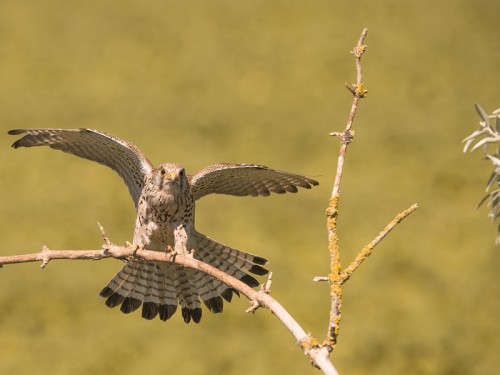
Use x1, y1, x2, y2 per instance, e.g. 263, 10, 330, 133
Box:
470, 136, 500, 152
477, 192, 491, 208
485, 171, 499, 191
486, 154, 500, 167
475, 104, 490, 123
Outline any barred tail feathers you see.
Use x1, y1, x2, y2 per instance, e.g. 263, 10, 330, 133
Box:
99, 259, 178, 321
98, 234, 268, 323
174, 267, 203, 323
191, 231, 269, 305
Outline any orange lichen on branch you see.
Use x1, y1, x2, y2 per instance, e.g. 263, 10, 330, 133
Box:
340, 203, 418, 284
299, 335, 322, 350
351, 43, 367, 59
355, 82, 368, 98
326, 195, 342, 282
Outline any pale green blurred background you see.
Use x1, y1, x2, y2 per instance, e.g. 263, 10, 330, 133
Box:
0, 1, 499, 374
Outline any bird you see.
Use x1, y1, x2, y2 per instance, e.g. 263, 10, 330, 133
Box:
9, 128, 318, 323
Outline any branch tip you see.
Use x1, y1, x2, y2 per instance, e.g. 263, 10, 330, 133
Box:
313, 276, 329, 282
97, 221, 112, 247
245, 300, 261, 314
261, 272, 273, 293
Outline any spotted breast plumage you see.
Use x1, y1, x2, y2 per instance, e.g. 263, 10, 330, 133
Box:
9, 128, 318, 323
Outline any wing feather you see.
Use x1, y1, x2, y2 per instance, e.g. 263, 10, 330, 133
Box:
190, 163, 318, 200
8, 128, 153, 207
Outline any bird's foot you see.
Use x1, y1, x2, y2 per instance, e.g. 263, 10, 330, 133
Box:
166, 245, 178, 260
130, 243, 143, 257
166, 245, 194, 258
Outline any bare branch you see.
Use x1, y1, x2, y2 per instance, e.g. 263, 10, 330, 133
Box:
329, 28, 368, 198
0, 243, 338, 374
324, 27, 369, 351
340, 203, 418, 284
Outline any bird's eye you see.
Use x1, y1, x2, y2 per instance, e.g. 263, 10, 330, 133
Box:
160, 168, 166, 176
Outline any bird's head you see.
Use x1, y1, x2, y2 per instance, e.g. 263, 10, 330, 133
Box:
153, 163, 188, 195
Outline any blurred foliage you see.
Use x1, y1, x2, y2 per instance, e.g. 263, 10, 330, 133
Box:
0, 1, 499, 374
463, 105, 500, 243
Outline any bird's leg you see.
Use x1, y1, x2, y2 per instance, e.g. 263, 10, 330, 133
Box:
164, 245, 177, 263
173, 223, 189, 256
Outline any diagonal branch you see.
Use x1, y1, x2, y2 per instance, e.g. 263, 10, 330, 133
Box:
0, 241, 338, 375
340, 203, 418, 284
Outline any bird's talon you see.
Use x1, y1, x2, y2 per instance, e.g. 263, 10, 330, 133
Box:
132, 244, 142, 257
166, 246, 179, 260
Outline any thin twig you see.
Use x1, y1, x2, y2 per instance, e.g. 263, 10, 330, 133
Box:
262, 271, 273, 293
329, 27, 368, 197
340, 203, 418, 284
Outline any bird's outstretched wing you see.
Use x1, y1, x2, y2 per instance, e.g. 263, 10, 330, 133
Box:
9, 128, 154, 207
190, 163, 319, 200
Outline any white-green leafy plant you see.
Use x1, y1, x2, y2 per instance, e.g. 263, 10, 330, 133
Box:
463, 104, 500, 243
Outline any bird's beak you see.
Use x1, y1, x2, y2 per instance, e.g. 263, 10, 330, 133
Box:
168, 171, 179, 182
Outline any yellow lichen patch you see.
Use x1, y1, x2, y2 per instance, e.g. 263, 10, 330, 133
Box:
355, 82, 368, 98
299, 335, 321, 350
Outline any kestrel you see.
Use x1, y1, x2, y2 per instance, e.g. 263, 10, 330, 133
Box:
9, 128, 318, 323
